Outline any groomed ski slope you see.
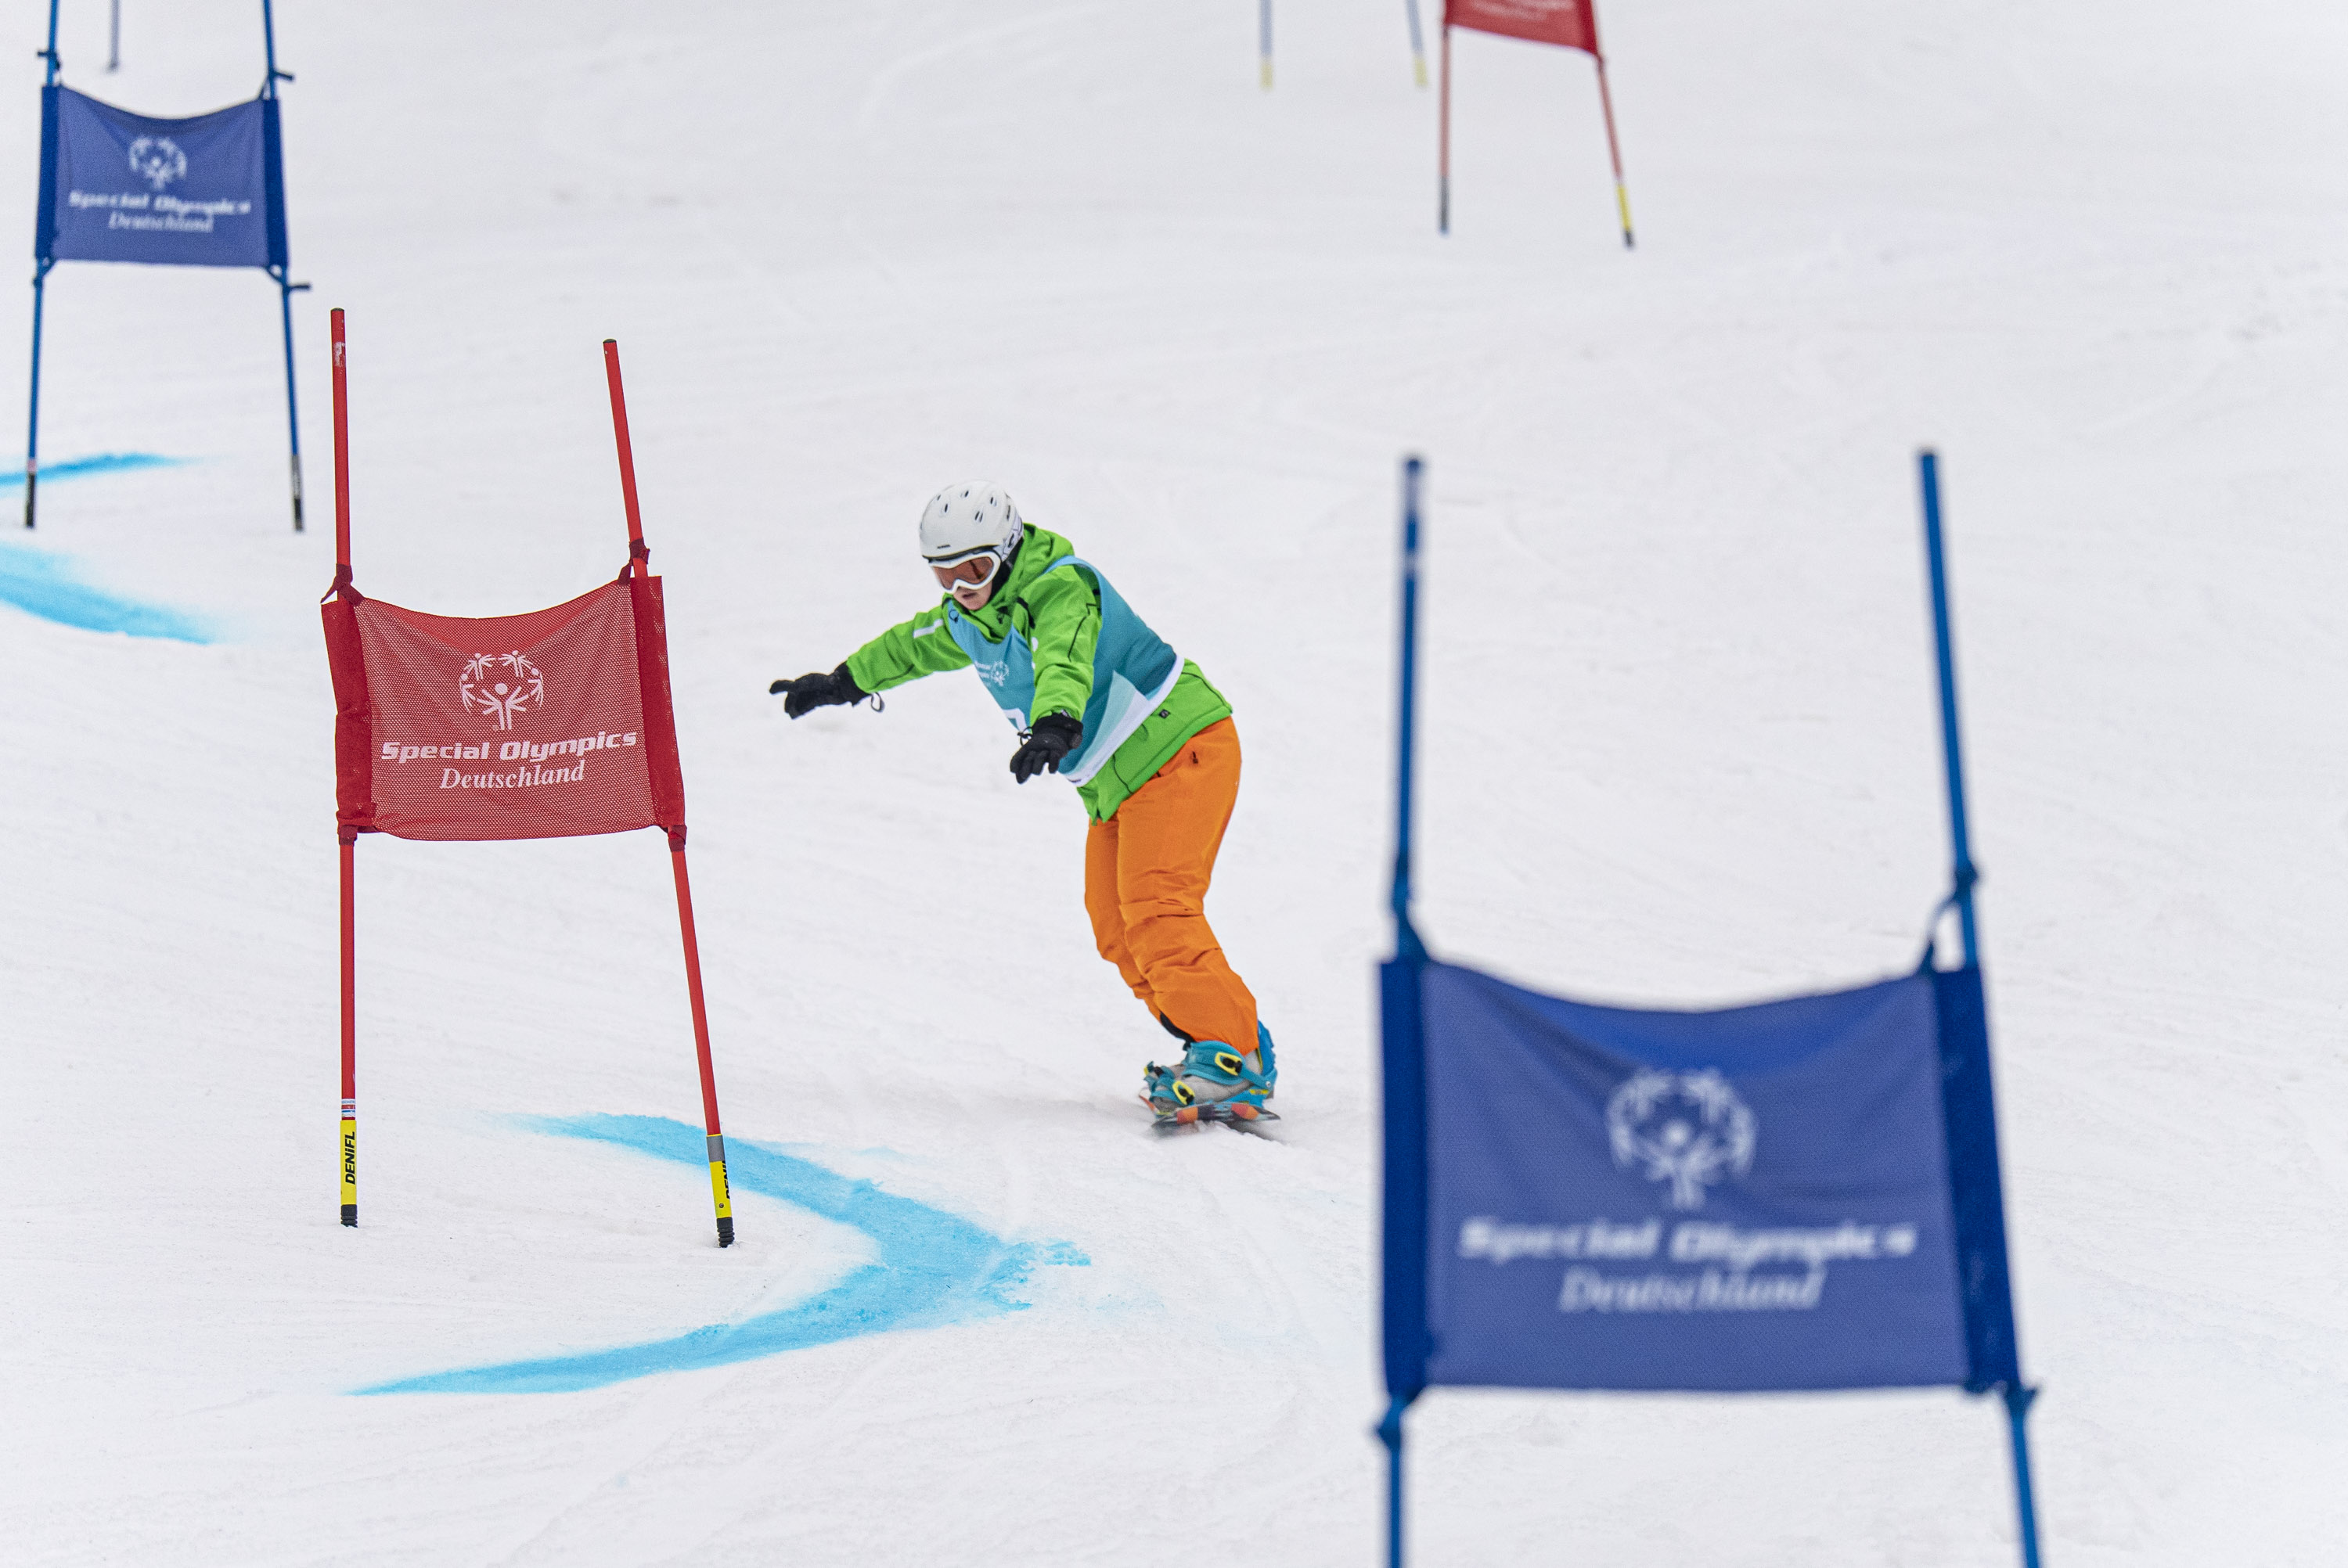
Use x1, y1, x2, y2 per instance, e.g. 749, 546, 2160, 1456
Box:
3, 1, 2344, 1563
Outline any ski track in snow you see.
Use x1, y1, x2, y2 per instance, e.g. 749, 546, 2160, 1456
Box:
361, 1114, 1086, 1395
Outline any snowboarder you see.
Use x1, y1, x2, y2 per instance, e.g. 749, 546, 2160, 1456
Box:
769, 483, 1277, 1124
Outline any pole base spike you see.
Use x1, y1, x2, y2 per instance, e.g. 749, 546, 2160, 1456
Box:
716, 1216, 734, 1247
340, 1203, 356, 1227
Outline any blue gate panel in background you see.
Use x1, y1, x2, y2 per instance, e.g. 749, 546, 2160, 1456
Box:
1405, 960, 2018, 1392
37, 85, 282, 269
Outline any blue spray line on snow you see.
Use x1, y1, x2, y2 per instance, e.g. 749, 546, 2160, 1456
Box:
0, 451, 186, 487
0, 454, 212, 640
358, 1114, 1086, 1395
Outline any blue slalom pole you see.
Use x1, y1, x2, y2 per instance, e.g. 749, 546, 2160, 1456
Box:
278, 278, 304, 530
1919, 449, 2044, 1568
1404, 0, 1428, 86
1259, 0, 1273, 89
1392, 455, 1426, 958
1378, 1395, 1410, 1568
1378, 455, 1428, 1568
27, 0, 59, 529
261, 0, 284, 87
2004, 1383, 2044, 1568
23, 264, 50, 530
1918, 448, 1979, 967
261, 0, 304, 530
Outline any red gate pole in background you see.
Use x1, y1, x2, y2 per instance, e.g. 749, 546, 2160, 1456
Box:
603, 338, 736, 1249
1438, 0, 1633, 246
1590, 23, 1633, 248
332, 306, 357, 1228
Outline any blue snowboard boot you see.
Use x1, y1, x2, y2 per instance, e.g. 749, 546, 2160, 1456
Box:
1143, 1024, 1279, 1127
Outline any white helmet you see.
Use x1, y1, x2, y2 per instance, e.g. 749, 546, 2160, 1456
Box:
920, 481, 1022, 563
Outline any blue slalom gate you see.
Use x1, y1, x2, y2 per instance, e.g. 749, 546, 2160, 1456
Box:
1376, 453, 2044, 1565
25, 0, 306, 530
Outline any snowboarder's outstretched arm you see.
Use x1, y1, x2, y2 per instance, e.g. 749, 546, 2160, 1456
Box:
845, 603, 974, 692
768, 604, 972, 717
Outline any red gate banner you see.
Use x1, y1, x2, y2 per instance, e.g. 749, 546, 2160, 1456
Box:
322, 574, 686, 843
1446, 0, 1597, 55
322, 318, 733, 1249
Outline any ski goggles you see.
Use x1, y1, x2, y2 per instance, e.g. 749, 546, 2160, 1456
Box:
928, 549, 1003, 593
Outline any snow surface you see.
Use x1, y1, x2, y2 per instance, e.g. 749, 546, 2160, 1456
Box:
4, 0, 2346, 1562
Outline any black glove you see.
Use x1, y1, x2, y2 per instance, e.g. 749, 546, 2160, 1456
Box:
769, 664, 866, 718
1010, 712, 1083, 783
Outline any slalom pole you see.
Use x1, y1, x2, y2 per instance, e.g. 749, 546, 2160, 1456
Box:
667, 840, 733, 1246
340, 831, 357, 1225
1920, 449, 2044, 1566
107, 0, 118, 70
1594, 56, 1634, 249
1378, 1397, 1410, 1568
260, 0, 302, 529
603, 339, 735, 1248
331, 307, 356, 1226
24, 264, 49, 529
1438, 27, 1451, 233
1404, 0, 1427, 87
1918, 450, 1977, 966
331, 310, 350, 573
2004, 1383, 2044, 1568
1259, 0, 1273, 89
279, 278, 304, 530
1377, 456, 1430, 1568
26, 4, 58, 530
603, 340, 647, 557
1393, 455, 1424, 941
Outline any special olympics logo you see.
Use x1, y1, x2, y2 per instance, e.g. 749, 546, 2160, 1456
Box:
126, 136, 187, 192
459, 651, 545, 730
1607, 1069, 1756, 1210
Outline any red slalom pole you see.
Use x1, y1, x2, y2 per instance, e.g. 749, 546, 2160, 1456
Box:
603, 340, 646, 562
339, 833, 356, 1225
1439, 24, 1452, 233
331, 308, 351, 580
331, 307, 357, 1227
603, 338, 734, 1247
667, 842, 732, 1246
1594, 56, 1634, 249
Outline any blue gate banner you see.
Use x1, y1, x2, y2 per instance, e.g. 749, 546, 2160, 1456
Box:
1382, 959, 2020, 1396
36, 86, 285, 270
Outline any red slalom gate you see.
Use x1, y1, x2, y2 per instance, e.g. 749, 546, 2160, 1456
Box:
319, 311, 735, 1246
1441, 0, 1633, 247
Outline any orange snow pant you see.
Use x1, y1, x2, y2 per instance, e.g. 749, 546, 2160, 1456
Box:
1082, 717, 1259, 1052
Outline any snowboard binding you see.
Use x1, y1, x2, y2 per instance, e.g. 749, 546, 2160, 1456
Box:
1140, 1027, 1279, 1130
